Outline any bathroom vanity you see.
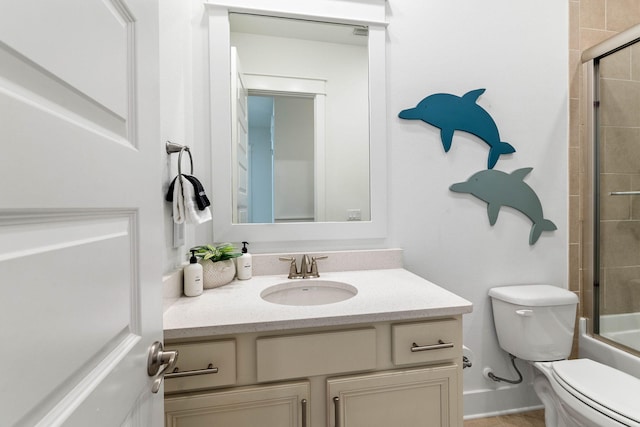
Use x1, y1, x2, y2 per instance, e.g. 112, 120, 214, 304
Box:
162, 267, 472, 427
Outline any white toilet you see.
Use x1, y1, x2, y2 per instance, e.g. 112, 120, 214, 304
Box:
488, 284, 640, 427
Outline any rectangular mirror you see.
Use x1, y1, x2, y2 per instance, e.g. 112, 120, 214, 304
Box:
230, 13, 370, 224
204, 1, 387, 242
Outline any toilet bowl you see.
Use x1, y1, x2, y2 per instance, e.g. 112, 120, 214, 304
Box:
489, 285, 640, 427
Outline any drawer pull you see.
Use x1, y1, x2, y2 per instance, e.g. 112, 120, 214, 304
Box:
333, 396, 340, 427
411, 340, 454, 352
165, 363, 219, 379
301, 399, 307, 427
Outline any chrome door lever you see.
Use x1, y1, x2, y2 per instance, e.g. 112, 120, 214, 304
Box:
147, 341, 179, 393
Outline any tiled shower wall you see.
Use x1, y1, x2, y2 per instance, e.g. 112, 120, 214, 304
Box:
570, 1, 640, 325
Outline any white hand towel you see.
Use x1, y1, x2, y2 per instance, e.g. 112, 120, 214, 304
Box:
172, 176, 185, 224
173, 176, 212, 225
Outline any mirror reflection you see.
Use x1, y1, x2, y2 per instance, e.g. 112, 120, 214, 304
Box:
229, 13, 370, 224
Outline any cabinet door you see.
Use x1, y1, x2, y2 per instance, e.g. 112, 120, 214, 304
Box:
328, 365, 459, 427
165, 381, 309, 427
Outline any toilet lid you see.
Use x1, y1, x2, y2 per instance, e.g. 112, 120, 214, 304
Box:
552, 359, 640, 425
488, 284, 578, 306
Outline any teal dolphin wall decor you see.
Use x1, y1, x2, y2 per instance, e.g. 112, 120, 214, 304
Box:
449, 168, 556, 245
399, 89, 515, 169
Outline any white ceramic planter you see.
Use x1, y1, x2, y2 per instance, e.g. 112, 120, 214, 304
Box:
200, 259, 236, 289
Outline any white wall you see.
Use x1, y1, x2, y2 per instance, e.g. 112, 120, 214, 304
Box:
167, 0, 569, 417
387, 0, 568, 417
273, 96, 315, 221
160, 0, 196, 273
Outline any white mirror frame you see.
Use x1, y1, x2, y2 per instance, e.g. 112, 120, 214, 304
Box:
205, 0, 388, 242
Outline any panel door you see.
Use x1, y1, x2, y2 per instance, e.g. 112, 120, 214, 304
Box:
0, 0, 163, 425
327, 365, 459, 427
165, 382, 310, 427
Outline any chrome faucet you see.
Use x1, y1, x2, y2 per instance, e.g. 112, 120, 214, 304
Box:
279, 256, 304, 279
279, 255, 328, 279
300, 255, 311, 277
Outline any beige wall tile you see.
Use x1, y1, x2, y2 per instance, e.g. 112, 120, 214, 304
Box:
629, 175, 640, 218
570, 243, 581, 289
600, 47, 631, 79
602, 266, 640, 313
600, 220, 640, 267
570, 50, 582, 99
570, 195, 581, 243
570, 1, 581, 49
602, 127, 640, 173
581, 28, 619, 50
599, 80, 640, 128
581, 0, 606, 30
582, 239, 594, 281
606, 0, 640, 32
570, 146, 581, 195
570, 99, 580, 147
582, 265, 593, 318
631, 42, 640, 80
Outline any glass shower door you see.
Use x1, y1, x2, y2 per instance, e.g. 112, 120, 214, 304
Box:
595, 42, 640, 353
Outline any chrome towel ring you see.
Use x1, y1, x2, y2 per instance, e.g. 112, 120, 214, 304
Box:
166, 140, 193, 176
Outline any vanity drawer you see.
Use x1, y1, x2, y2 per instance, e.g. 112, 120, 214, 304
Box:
164, 340, 236, 393
256, 328, 376, 382
392, 319, 461, 366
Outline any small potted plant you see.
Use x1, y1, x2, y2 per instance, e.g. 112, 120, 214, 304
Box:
191, 243, 242, 288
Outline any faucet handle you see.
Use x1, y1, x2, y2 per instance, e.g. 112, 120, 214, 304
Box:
308, 256, 328, 278
279, 256, 303, 279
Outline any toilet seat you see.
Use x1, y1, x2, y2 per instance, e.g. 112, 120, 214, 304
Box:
551, 359, 640, 426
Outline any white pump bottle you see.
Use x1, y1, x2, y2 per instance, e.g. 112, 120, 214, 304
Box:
183, 249, 203, 296
236, 241, 252, 280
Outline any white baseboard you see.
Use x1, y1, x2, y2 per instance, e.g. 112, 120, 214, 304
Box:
463, 384, 542, 419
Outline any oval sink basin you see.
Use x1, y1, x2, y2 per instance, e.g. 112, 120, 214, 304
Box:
261, 280, 357, 306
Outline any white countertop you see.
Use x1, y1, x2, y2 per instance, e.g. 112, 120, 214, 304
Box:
163, 268, 473, 340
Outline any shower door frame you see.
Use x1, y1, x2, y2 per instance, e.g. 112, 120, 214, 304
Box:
582, 25, 640, 357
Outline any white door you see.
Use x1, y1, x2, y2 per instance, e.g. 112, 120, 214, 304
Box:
0, 1, 164, 426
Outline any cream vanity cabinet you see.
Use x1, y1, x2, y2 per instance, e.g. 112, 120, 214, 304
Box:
164, 317, 462, 427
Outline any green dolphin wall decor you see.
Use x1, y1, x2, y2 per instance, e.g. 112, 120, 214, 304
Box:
450, 168, 556, 245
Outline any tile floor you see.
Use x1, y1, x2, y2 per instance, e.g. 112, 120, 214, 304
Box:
464, 409, 545, 426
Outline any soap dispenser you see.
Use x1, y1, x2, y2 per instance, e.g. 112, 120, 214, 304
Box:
184, 249, 203, 296
236, 241, 252, 280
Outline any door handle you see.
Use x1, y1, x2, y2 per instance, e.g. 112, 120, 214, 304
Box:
147, 341, 179, 393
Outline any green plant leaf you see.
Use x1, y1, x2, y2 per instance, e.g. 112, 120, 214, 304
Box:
190, 243, 241, 262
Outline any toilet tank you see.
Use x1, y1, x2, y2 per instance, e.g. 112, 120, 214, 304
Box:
488, 285, 579, 361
